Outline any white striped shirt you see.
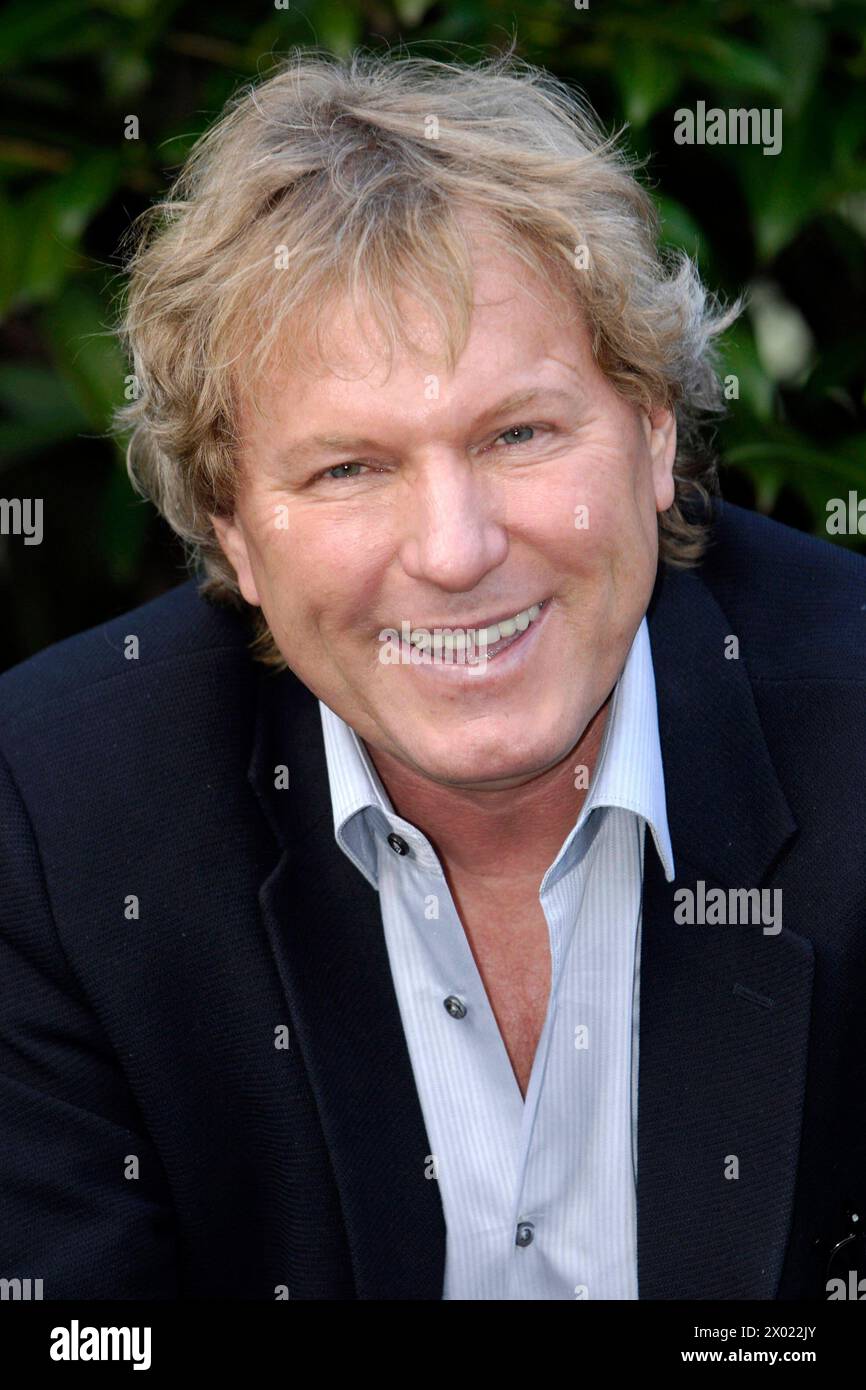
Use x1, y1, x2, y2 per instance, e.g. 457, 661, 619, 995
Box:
318, 614, 675, 1299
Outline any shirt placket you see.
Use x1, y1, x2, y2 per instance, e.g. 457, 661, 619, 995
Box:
505, 838, 591, 1299
376, 820, 527, 1298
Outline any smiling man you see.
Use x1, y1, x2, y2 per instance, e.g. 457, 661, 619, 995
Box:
1, 49, 864, 1303
209, 229, 676, 1145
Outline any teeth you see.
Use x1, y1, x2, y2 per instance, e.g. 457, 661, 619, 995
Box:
407, 599, 545, 648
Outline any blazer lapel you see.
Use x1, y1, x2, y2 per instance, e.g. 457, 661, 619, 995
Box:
248, 669, 447, 1299
638, 563, 814, 1298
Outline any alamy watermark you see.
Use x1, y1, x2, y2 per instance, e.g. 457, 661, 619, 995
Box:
826, 491, 866, 536
0, 498, 43, 545
0, 1276, 43, 1299
49, 1320, 151, 1370
674, 102, 782, 156
378, 621, 491, 668
674, 881, 782, 935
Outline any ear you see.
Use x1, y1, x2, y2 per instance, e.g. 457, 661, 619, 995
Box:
209, 513, 261, 607
644, 405, 677, 512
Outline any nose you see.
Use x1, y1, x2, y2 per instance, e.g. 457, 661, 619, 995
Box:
397, 453, 509, 592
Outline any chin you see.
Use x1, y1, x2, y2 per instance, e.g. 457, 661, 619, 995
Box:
406, 724, 566, 788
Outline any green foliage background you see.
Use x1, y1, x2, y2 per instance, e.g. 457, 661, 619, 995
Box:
1, 0, 864, 665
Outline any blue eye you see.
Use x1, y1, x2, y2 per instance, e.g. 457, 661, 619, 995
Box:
325, 462, 366, 480
499, 425, 535, 445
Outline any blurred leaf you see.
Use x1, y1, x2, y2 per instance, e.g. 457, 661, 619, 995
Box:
17, 184, 74, 303
0, 414, 91, 468
0, 364, 90, 467
733, 100, 830, 262
0, 137, 71, 176
0, 186, 17, 318
724, 439, 866, 491
393, 0, 438, 24
727, 456, 785, 514
1, 73, 75, 108
614, 39, 680, 127
53, 150, 123, 243
683, 37, 786, 97
787, 454, 866, 548
422, 0, 494, 43
102, 49, 152, 103
835, 192, 866, 240
802, 333, 866, 400
756, 9, 825, 119
602, 9, 786, 94
14, 152, 121, 306
0, 0, 92, 70
0, 362, 86, 420
315, 2, 362, 58
832, 87, 866, 181
748, 279, 815, 384
654, 193, 706, 265
725, 448, 865, 542
100, 0, 154, 18
100, 460, 150, 583
837, 433, 866, 467
245, 16, 304, 60
718, 321, 776, 423
40, 280, 126, 433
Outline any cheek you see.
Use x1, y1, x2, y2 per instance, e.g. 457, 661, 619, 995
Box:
582, 429, 659, 545
249, 503, 389, 638
516, 436, 650, 573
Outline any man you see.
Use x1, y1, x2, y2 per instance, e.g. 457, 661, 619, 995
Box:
1, 50, 864, 1301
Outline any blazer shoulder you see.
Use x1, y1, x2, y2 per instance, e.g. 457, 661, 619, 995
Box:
0, 579, 265, 896
696, 498, 866, 683
0, 578, 255, 739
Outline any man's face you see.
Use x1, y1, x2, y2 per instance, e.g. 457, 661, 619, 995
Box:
212, 241, 676, 791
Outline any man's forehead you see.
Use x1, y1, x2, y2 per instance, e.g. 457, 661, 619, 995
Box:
259, 228, 581, 378
242, 293, 594, 452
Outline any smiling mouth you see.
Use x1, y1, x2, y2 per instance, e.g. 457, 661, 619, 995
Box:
402, 598, 549, 659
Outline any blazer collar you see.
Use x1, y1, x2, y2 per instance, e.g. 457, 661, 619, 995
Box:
247, 557, 811, 1299
644, 559, 797, 887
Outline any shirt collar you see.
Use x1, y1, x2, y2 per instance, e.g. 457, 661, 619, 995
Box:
318, 614, 675, 892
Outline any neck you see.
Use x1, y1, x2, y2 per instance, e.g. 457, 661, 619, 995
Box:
364, 693, 612, 889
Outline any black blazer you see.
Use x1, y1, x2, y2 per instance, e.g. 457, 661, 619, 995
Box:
1, 498, 864, 1300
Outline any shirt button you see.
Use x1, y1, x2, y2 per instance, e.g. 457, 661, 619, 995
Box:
443, 995, 467, 1019
515, 1222, 535, 1248
387, 833, 410, 856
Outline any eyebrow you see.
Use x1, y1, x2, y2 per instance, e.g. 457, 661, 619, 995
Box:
272, 385, 579, 468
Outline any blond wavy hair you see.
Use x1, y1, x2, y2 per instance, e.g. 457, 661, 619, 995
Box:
111, 45, 742, 670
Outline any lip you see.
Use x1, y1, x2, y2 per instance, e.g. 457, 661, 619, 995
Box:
396, 596, 554, 686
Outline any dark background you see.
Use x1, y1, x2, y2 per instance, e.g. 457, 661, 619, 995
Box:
1, 0, 864, 670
